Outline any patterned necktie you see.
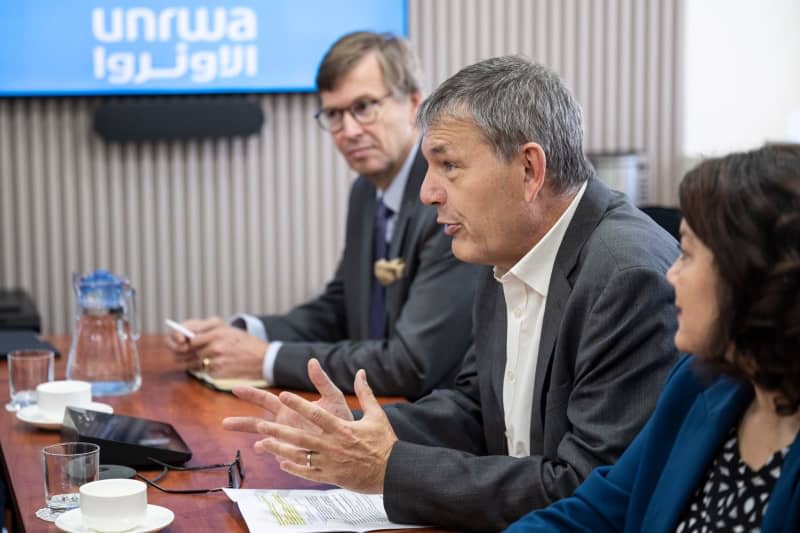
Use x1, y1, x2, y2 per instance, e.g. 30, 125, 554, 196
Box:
368, 198, 393, 339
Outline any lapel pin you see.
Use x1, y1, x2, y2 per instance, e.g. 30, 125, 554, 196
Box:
374, 258, 405, 286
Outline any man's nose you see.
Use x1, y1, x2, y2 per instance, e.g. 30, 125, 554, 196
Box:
419, 172, 445, 206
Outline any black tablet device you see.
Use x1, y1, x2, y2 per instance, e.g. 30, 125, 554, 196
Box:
61, 407, 192, 468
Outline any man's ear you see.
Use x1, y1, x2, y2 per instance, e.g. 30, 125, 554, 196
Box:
521, 142, 547, 203
408, 91, 423, 124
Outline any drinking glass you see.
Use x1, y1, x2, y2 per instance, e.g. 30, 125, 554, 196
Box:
42, 442, 100, 511
5, 350, 54, 411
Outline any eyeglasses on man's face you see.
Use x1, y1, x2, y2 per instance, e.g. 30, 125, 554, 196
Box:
314, 92, 394, 132
135, 450, 245, 494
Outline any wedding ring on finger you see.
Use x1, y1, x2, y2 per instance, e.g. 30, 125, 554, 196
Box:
202, 357, 211, 371
306, 450, 313, 469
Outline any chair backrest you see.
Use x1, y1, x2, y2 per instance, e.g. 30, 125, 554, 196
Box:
640, 206, 681, 241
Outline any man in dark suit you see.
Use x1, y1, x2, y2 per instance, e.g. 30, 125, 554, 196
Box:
223, 56, 681, 531
166, 32, 478, 399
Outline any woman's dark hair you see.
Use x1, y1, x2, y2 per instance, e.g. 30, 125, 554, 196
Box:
679, 143, 800, 414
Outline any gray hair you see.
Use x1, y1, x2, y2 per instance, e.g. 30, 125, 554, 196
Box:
417, 55, 593, 191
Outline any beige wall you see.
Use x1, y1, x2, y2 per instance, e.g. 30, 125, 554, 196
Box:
683, 0, 800, 155
0, 0, 683, 334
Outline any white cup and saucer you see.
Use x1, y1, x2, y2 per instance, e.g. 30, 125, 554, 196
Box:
55, 478, 174, 533
16, 380, 114, 430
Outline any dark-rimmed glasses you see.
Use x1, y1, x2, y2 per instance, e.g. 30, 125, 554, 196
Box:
135, 450, 244, 494
314, 92, 393, 132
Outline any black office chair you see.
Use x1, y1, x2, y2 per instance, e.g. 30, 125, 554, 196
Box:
640, 206, 681, 241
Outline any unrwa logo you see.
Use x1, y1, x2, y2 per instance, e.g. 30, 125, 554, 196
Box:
92, 7, 257, 43
91, 6, 259, 84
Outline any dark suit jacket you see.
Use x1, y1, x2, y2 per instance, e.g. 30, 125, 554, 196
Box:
260, 151, 480, 399
382, 178, 681, 531
506, 356, 800, 533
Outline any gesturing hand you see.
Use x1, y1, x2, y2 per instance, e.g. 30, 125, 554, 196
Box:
223, 359, 354, 435
223, 360, 397, 493
253, 368, 398, 493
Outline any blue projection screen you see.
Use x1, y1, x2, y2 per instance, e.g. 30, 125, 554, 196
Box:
0, 0, 407, 96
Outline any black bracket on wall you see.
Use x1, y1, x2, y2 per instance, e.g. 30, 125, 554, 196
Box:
93, 96, 264, 141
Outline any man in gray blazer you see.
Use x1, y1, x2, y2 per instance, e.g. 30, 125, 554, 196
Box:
224, 56, 681, 531
166, 32, 478, 399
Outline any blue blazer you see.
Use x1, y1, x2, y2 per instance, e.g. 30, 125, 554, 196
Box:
505, 356, 800, 533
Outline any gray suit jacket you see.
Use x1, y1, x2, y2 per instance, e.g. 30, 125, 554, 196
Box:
382, 178, 682, 530
260, 152, 480, 399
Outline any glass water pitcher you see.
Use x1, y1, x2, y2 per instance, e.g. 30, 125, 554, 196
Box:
66, 270, 141, 396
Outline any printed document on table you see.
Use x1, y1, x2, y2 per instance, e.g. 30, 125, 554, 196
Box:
224, 488, 427, 532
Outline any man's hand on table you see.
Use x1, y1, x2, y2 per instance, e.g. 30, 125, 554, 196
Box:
164, 316, 267, 379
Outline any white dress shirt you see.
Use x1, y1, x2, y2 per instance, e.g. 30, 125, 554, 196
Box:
495, 181, 587, 457
232, 141, 420, 384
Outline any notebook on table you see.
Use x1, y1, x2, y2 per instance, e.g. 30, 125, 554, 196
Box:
187, 369, 267, 392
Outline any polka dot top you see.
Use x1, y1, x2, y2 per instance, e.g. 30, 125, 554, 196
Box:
675, 428, 789, 533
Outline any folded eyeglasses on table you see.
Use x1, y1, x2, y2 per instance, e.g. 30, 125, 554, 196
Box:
136, 450, 244, 494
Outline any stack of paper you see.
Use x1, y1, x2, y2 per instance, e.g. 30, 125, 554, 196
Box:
224, 488, 426, 533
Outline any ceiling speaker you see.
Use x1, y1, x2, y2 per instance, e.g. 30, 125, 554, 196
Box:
94, 97, 264, 141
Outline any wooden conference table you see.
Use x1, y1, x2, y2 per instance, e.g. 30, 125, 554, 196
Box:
0, 335, 445, 532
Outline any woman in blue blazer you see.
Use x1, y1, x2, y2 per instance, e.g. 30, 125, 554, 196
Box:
506, 144, 800, 533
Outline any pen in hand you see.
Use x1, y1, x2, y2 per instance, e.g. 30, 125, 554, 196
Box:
165, 319, 196, 341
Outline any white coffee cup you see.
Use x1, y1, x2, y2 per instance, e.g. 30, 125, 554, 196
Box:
36, 380, 92, 420
80, 478, 148, 532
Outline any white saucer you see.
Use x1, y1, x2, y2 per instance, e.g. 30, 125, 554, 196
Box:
55, 504, 174, 533
16, 402, 114, 430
